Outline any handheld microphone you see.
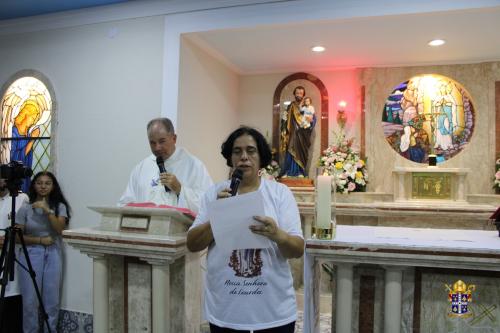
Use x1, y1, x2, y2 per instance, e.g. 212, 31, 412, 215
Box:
229, 168, 243, 196
155, 156, 170, 193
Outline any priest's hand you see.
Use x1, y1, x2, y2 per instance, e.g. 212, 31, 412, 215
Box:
159, 172, 181, 195
217, 188, 232, 200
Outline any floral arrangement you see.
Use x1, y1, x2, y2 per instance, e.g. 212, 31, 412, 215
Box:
259, 160, 281, 180
494, 159, 500, 191
319, 132, 368, 193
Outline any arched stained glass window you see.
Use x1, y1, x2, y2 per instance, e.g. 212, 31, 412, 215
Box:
1, 76, 52, 191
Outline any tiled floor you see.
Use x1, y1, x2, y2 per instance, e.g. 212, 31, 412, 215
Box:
200, 311, 332, 333
60, 309, 333, 333
295, 310, 332, 333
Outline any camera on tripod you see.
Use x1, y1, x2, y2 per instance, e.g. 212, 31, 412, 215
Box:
0, 161, 33, 182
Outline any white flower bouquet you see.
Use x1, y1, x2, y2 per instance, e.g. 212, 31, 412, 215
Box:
319, 132, 368, 194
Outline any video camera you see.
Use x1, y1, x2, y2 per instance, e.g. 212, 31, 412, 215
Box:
0, 161, 33, 183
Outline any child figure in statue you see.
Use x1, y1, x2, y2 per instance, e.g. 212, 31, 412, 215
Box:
300, 96, 315, 129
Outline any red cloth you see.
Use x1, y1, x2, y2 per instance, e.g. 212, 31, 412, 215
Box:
125, 202, 196, 219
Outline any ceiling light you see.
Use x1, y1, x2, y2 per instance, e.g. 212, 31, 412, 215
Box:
428, 39, 446, 46
311, 46, 325, 53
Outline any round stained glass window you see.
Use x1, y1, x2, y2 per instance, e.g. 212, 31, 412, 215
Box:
382, 74, 474, 164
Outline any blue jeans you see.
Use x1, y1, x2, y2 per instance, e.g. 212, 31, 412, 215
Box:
19, 244, 62, 333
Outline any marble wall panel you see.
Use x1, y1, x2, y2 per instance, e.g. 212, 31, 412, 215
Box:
419, 271, 500, 333
170, 258, 186, 333
127, 261, 152, 332
360, 62, 500, 197
108, 256, 124, 333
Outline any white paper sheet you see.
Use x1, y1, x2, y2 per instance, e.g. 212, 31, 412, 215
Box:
207, 190, 272, 251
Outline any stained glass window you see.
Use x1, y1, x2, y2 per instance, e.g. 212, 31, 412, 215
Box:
381, 74, 475, 164
1, 76, 52, 191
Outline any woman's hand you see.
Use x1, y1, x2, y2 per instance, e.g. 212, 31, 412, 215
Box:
40, 236, 54, 246
217, 188, 232, 200
32, 198, 50, 214
250, 215, 304, 259
249, 216, 285, 243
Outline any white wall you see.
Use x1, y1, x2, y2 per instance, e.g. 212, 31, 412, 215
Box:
0, 16, 165, 313
162, 0, 500, 113
177, 37, 239, 182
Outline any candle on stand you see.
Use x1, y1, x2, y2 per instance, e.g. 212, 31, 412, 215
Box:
316, 175, 332, 230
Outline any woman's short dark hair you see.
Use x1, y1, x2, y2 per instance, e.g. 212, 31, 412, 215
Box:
221, 127, 272, 168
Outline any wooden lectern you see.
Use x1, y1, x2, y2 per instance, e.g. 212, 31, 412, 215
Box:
63, 205, 201, 333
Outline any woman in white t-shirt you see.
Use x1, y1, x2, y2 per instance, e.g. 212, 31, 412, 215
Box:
187, 127, 304, 333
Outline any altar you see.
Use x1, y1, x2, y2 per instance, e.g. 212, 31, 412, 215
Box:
302, 225, 500, 333
63, 206, 201, 333
393, 167, 469, 202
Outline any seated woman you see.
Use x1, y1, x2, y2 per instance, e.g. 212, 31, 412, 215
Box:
187, 126, 304, 333
16, 171, 71, 333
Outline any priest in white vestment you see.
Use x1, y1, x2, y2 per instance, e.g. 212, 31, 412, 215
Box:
118, 118, 213, 213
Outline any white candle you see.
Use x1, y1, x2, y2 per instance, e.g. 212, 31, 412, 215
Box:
316, 175, 332, 229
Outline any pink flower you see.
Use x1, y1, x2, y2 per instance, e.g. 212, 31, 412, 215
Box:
496, 171, 500, 179
347, 182, 356, 191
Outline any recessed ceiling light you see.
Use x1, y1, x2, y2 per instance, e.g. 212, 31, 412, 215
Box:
311, 46, 325, 53
428, 39, 446, 46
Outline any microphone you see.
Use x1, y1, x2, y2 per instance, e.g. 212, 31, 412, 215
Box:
156, 156, 170, 193
229, 168, 243, 196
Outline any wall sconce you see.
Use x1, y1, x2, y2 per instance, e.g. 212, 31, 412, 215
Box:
337, 101, 347, 129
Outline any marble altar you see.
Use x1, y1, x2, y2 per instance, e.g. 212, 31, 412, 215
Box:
63, 206, 201, 333
303, 225, 500, 333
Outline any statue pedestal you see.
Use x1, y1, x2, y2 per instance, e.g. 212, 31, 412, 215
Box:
63, 206, 201, 333
278, 177, 314, 187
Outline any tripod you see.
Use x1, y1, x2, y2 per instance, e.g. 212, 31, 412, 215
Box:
0, 184, 52, 333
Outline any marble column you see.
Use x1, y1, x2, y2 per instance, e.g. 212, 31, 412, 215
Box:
457, 173, 467, 202
146, 259, 171, 333
336, 263, 354, 333
303, 254, 322, 333
395, 172, 406, 201
303, 215, 313, 239
91, 254, 109, 333
383, 266, 404, 333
